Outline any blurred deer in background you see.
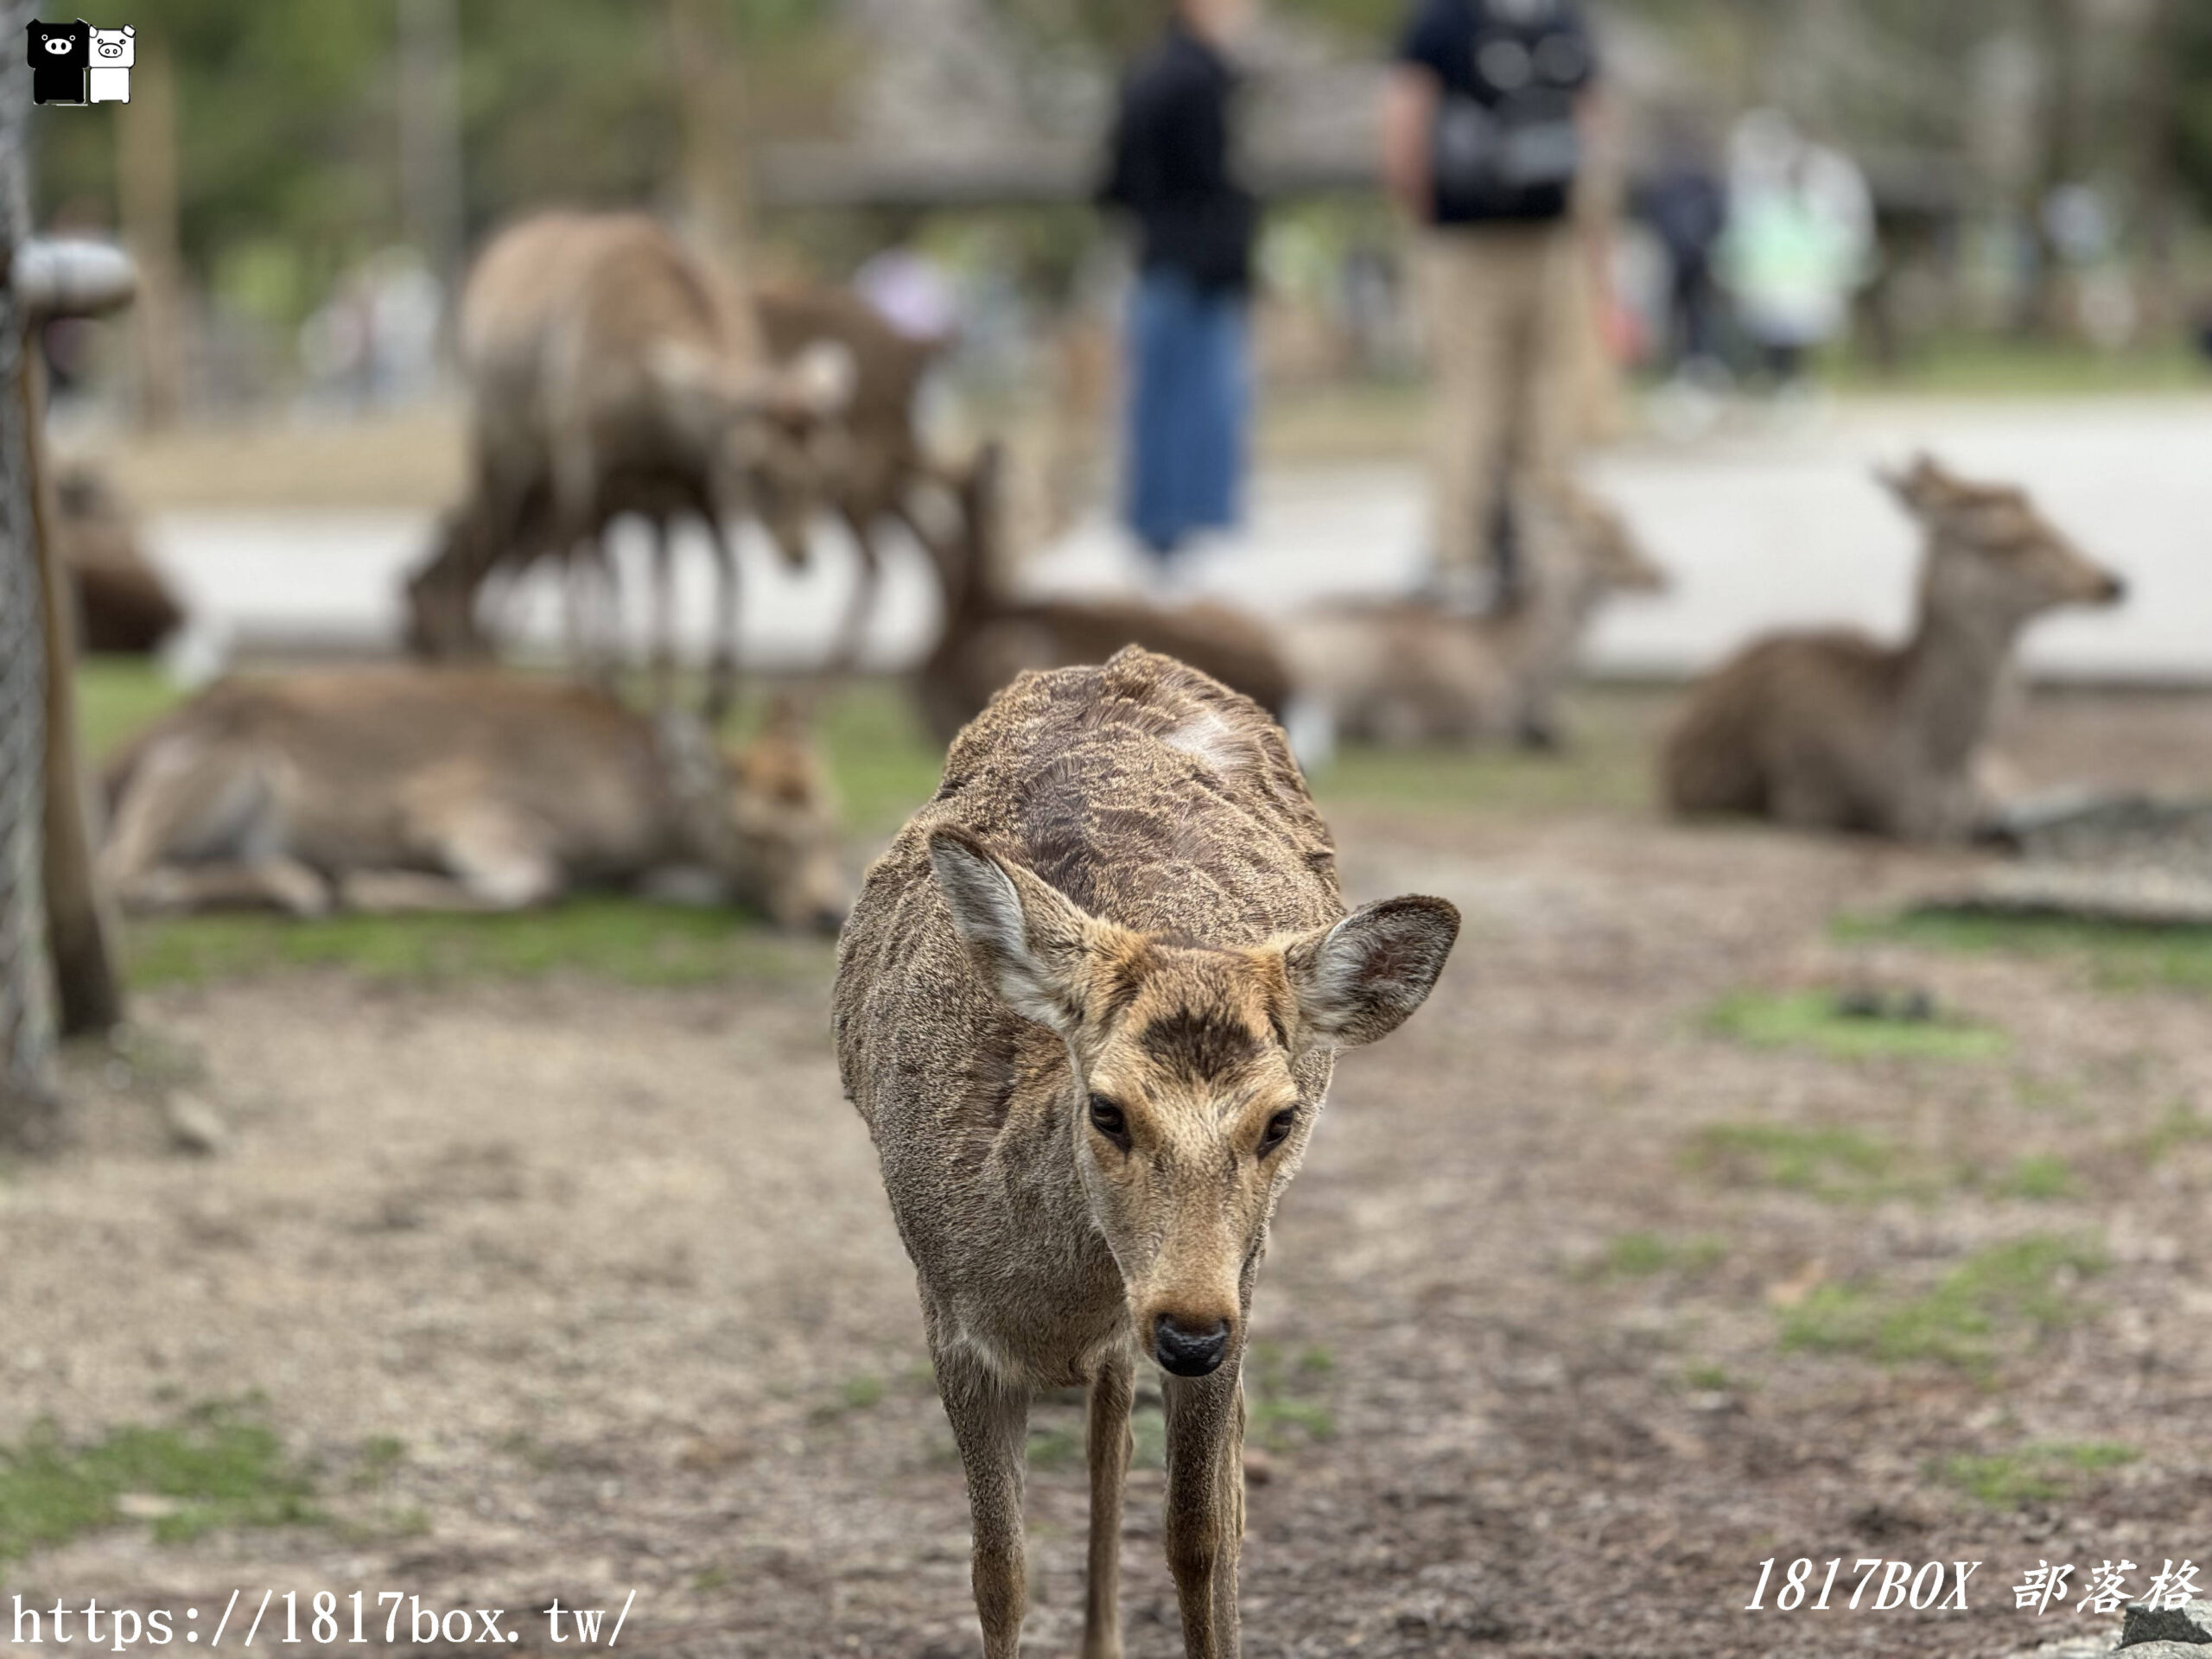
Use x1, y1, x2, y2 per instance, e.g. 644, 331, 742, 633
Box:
1278, 480, 1668, 763
753, 284, 966, 668
836, 648, 1458, 1659
1662, 454, 2126, 841
411, 213, 850, 716
99, 669, 847, 931
914, 442, 1292, 744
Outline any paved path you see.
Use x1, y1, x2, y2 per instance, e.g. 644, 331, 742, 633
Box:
142, 395, 2212, 683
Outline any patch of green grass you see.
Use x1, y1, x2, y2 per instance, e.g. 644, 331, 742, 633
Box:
1838, 910, 2212, 996
1933, 1442, 2139, 1509
125, 897, 830, 990
1598, 1231, 1726, 1279
1705, 989, 2007, 1062
73, 656, 184, 760
1830, 335, 2207, 398
1687, 1122, 1902, 1199
2142, 1101, 2212, 1164
347, 1435, 405, 1491
1245, 1341, 1340, 1452
1132, 1404, 1167, 1471
1999, 1154, 2075, 1201
1681, 1363, 1740, 1393
1306, 690, 1660, 818
839, 1374, 885, 1412
0, 1402, 319, 1560
1778, 1235, 2105, 1374
1026, 1425, 1081, 1471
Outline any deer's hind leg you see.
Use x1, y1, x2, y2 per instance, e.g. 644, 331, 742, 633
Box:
933, 1340, 1030, 1659
101, 737, 331, 917
1162, 1363, 1246, 1658
1084, 1347, 1135, 1659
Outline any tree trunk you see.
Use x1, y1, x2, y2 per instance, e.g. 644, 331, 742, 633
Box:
2134, 0, 2183, 341
668, 0, 753, 275
116, 36, 184, 428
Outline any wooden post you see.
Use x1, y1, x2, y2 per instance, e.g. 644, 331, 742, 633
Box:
25, 348, 124, 1036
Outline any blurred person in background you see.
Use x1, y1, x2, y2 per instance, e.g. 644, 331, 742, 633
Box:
1642, 111, 1730, 380
1098, 0, 1259, 574
1717, 109, 1874, 392
1383, 0, 1599, 613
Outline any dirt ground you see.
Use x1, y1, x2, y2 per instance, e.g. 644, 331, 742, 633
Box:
6, 690, 2212, 1658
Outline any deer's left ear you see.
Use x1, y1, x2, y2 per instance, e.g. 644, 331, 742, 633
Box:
1281, 895, 1460, 1052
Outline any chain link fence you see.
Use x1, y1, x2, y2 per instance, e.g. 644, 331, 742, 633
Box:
0, 0, 58, 1141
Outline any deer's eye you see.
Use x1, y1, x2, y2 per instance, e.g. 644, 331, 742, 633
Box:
1087, 1094, 1130, 1150
1258, 1108, 1299, 1156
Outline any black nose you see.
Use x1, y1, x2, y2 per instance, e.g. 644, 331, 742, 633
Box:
1153, 1316, 1230, 1377
2101, 574, 2128, 604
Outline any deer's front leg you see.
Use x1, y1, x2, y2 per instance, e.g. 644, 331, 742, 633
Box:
935, 1344, 1030, 1659
1084, 1349, 1135, 1659
1162, 1363, 1245, 1659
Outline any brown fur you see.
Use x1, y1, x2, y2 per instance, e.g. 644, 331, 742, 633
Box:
753, 284, 962, 665
915, 444, 1293, 746
99, 668, 845, 930
836, 648, 1459, 1657
1279, 481, 1665, 753
410, 213, 846, 712
55, 466, 184, 655
1662, 454, 2126, 841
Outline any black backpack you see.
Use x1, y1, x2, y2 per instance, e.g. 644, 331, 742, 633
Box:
1430, 0, 1592, 213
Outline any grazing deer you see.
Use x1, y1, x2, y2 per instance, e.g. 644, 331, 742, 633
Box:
434, 212, 849, 715
755, 284, 964, 667
1277, 481, 1666, 762
99, 669, 847, 931
915, 443, 1293, 744
1662, 454, 2126, 841
835, 647, 1459, 1658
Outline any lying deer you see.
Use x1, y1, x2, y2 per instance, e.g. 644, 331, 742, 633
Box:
429, 212, 849, 715
99, 669, 847, 931
1662, 454, 2126, 841
915, 442, 1292, 744
1277, 481, 1667, 763
836, 646, 1459, 1658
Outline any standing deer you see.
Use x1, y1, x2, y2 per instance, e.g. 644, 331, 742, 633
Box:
836, 648, 1459, 1658
424, 212, 849, 715
754, 284, 961, 666
914, 443, 1293, 744
1277, 480, 1666, 761
1662, 454, 2126, 840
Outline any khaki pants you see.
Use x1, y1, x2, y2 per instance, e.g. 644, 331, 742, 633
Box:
1418, 222, 1582, 580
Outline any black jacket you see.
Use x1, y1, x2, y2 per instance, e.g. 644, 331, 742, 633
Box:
1099, 24, 1257, 295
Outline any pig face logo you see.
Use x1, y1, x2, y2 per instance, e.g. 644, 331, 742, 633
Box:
42, 34, 70, 54
91, 26, 132, 63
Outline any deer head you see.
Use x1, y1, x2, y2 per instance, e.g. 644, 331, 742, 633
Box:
1880, 454, 2126, 624
928, 827, 1459, 1376
662, 698, 848, 934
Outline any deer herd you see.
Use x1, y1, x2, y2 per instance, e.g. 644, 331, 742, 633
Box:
72, 207, 2142, 1657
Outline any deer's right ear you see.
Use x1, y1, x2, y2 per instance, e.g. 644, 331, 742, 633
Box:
929, 828, 1095, 1033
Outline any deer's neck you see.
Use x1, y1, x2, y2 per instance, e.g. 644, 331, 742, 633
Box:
1897, 569, 2027, 772
1479, 567, 1598, 671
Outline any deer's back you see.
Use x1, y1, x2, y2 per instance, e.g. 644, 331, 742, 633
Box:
461, 213, 747, 472
1662, 629, 1902, 814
